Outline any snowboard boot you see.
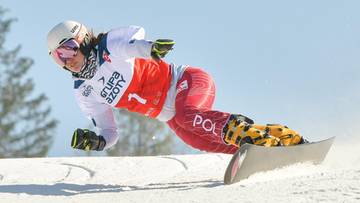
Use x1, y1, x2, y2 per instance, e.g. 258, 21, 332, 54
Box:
222, 115, 281, 147
251, 124, 306, 146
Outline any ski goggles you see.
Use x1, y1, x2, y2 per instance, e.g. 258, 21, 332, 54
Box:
49, 39, 80, 67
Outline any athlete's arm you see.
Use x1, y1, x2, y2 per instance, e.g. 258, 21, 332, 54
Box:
72, 88, 119, 151
107, 26, 153, 59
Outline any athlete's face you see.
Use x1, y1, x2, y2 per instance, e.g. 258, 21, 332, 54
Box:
50, 38, 85, 73
64, 50, 85, 73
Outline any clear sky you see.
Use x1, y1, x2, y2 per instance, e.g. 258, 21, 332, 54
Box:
1, 0, 360, 156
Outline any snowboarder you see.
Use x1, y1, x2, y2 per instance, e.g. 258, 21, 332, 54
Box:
47, 21, 307, 154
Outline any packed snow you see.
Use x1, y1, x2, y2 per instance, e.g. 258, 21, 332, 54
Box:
0, 138, 359, 203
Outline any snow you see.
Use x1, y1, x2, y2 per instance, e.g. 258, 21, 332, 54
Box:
0, 140, 359, 203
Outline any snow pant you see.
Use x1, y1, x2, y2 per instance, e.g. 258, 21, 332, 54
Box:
167, 67, 238, 154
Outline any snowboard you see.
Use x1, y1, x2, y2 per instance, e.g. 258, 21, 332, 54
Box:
224, 137, 335, 185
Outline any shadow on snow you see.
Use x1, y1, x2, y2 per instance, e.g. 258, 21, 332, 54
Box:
0, 180, 223, 196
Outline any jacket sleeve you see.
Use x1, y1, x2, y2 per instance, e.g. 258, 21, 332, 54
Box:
74, 87, 119, 149
107, 26, 153, 59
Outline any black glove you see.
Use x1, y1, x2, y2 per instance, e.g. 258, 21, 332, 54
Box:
71, 128, 106, 151
151, 39, 175, 60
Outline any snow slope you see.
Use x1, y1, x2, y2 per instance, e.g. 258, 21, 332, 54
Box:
0, 139, 359, 203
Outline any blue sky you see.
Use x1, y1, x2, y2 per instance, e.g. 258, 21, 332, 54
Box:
1, 0, 360, 156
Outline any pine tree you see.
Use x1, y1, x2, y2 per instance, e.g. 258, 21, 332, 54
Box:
0, 7, 57, 157
106, 109, 175, 156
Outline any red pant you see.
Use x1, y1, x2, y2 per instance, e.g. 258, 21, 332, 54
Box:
167, 67, 238, 154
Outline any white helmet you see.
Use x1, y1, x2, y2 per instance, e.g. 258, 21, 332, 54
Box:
47, 20, 88, 53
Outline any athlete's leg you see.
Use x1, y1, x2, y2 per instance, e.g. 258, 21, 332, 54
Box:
167, 119, 238, 154
171, 67, 230, 144
167, 67, 305, 153
167, 67, 236, 152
